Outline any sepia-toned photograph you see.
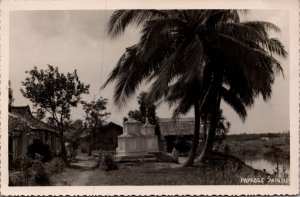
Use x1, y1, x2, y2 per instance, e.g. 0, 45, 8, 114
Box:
1, 0, 299, 196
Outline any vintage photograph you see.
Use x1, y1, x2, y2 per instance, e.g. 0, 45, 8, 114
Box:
1, 0, 299, 196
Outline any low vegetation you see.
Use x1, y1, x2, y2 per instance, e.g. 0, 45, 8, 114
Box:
86, 153, 287, 185
48, 152, 288, 186
9, 155, 66, 186
220, 133, 289, 159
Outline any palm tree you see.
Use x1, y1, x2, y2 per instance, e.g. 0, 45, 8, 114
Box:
102, 10, 286, 166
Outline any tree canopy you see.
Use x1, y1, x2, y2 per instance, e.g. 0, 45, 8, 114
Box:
103, 10, 286, 166
82, 97, 111, 155
125, 92, 158, 125
21, 64, 90, 157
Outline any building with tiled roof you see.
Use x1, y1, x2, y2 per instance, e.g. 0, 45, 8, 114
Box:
9, 105, 58, 133
9, 105, 60, 161
157, 118, 208, 152
158, 117, 195, 136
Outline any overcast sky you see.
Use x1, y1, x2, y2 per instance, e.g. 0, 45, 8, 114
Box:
9, 10, 289, 134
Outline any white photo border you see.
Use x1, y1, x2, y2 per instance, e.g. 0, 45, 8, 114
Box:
0, 0, 299, 195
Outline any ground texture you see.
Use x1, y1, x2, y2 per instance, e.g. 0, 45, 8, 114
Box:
50, 153, 286, 186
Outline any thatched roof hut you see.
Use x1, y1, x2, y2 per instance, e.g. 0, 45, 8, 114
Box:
158, 118, 195, 136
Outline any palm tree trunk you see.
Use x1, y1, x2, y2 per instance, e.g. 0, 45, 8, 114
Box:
198, 88, 222, 163
183, 99, 201, 167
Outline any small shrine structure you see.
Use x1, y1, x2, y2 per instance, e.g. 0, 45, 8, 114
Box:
115, 118, 159, 161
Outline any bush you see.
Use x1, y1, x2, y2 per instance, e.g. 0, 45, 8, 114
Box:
155, 152, 178, 163
103, 153, 118, 171
9, 155, 33, 170
9, 155, 52, 186
44, 157, 66, 174
31, 160, 50, 186
27, 139, 53, 162
9, 155, 34, 186
174, 136, 192, 153
9, 171, 28, 186
224, 144, 230, 154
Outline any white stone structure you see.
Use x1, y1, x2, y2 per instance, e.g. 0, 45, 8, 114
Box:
115, 118, 159, 161
116, 118, 147, 157
141, 120, 159, 153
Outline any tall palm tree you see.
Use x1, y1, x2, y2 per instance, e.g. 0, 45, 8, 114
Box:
102, 10, 286, 166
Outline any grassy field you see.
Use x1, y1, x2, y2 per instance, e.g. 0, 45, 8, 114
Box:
220, 133, 289, 160
49, 133, 290, 186
50, 153, 288, 185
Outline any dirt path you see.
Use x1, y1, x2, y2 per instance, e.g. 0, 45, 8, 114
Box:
70, 169, 95, 186
51, 154, 99, 186
50, 168, 96, 186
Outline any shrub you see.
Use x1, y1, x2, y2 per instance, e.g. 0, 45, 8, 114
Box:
97, 150, 104, 166
31, 160, 50, 186
174, 136, 192, 153
155, 152, 178, 163
9, 155, 34, 185
224, 144, 230, 154
9, 171, 27, 186
103, 153, 118, 171
9, 155, 54, 186
27, 139, 53, 162
9, 156, 22, 170
44, 157, 66, 174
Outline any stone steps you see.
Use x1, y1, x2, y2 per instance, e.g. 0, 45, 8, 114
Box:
114, 153, 157, 162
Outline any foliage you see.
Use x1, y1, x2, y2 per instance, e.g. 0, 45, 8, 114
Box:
31, 160, 50, 186
9, 155, 50, 186
9, 171, 28, 186
221, 133, 290, 159
20, 65, 90, 157
9, 154, 33, 171
155, 152, 178, 163
125, 92, 157, 123
44, 157, 66, 174
8, 115, 31, 137
125, 92, 160, 136
8, 80, 14, 110
86, 154, 287, 185
174, 135, 192, 153
224, 144, 230, 154
27, 139, 53, 162
64, 119, 85, 151
103, 10, 286, 165
125, 110, 141, 122
103, 153, 118, 171
9, 155, 66, 186
216, 110, 231, 136
81, 97, 110, 155
137, 92, 157, 124
82, 97, 111, 129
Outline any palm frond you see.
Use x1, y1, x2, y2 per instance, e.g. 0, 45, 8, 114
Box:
221, 87, 247, 121
172, 92, 195, 118
107, 10, 169, 38
243, 21, 281, 34
268, 38, 287, 58
138, 17, 185, 61
101, 45, 137, 89
218, 21, 287, 58
148, 35, 205, 103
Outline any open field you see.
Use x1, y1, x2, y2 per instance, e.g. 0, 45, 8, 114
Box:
50, 153, 288, 186
220, 133, 289, 160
